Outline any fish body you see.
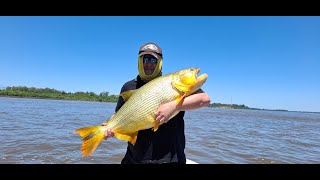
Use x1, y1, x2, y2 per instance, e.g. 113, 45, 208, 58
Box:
75, 68, 208, 157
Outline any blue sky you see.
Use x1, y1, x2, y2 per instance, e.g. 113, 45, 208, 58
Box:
1, 16, 319, 112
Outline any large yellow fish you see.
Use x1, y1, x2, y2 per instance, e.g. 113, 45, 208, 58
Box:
74, 68, 208, 157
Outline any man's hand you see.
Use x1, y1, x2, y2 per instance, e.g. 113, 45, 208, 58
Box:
102, 122, 114, 139
102, 113, 115, 139
155, 100, 178, 125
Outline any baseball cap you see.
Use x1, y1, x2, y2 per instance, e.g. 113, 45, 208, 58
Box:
138, 42, 163, 59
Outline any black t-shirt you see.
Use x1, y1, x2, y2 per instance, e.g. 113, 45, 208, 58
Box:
115, 75, 186, 164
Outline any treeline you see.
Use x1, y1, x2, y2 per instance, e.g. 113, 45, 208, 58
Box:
0, 86, 119, 102
208, 103, 252, 109
208, 103, 289, 111
0, 86, 276, 111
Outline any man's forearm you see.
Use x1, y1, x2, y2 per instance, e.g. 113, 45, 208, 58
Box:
177, 92, 211, 111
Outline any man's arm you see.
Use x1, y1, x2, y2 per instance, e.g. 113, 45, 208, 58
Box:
155, 89, 211, 124
177, 89, 211, 111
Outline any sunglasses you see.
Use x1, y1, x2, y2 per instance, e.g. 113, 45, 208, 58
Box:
143, 57, 158, 64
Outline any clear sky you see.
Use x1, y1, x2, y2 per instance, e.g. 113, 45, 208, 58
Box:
1, 16, 319, 112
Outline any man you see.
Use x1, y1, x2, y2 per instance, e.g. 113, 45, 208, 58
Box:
104, 42, 210, 164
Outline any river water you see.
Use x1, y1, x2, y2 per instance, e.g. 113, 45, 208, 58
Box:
0, 97, 319, 164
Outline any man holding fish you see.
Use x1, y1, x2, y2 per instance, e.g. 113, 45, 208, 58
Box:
103, 42, 211, 164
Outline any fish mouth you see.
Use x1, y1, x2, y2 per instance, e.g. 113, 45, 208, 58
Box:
195, 68, 200, 75
195, 68, 208, 83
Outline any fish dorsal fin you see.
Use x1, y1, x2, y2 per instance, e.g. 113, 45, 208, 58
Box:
120, 90, 136, 102
114, 132, 138, 145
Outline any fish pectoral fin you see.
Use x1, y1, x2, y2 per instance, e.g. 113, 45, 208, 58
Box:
114, 132, 138, 145
174, 94, 186, 106
119, 90, 136, 102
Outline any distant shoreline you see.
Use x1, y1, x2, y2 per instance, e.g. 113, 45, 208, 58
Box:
1, 95, 318, 114
0, 95, 117, 103
1, 86, 319, 114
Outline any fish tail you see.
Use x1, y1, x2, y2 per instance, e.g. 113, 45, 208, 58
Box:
74, 125, 106, 157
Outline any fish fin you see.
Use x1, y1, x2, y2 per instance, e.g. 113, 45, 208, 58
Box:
174, 94, 186, 106
119, 90, 136, 102
74, 125, 106, 157
130, 132, 138, 145
114, 132, 138, 145
153, 120, 160, 132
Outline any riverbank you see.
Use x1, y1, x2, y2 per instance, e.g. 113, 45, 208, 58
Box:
3, 95, 318, 114
2, 86, 317, 113
0, 86, 118, 103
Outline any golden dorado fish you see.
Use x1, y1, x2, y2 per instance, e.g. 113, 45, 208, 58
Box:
74, 68, 208, 157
